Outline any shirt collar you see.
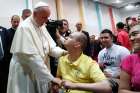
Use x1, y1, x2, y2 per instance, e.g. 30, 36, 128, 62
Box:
66, 53, 84, 67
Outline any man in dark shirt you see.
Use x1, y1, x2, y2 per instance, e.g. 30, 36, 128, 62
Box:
0, 26, 8, 93
4, 15, 20, 91
7, 15, 20, 61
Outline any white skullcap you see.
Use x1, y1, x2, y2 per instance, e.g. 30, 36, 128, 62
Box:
34, 1, 49, 9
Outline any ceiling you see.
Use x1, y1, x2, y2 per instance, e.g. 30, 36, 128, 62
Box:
93, 0, 140, 8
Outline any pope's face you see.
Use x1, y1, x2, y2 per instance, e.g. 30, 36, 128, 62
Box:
34, 7, 50, 26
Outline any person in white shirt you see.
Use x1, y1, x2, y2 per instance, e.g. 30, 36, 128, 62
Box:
7, 2, 66, 93
98, 29, 130, 79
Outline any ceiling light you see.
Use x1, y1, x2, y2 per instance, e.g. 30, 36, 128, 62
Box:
115, 0, 122, 4
125, 4, 135, 10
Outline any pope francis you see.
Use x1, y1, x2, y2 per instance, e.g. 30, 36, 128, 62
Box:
7, 2, 65, 93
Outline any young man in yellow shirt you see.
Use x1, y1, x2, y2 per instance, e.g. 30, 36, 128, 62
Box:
57, 32, 111, 93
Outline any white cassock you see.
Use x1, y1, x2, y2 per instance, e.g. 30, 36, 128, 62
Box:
7, 16, 64, 93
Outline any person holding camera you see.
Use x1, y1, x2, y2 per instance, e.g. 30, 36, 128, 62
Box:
55, 19, 71, 49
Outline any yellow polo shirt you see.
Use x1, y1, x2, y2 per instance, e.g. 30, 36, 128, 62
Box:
57, 53, 107, 93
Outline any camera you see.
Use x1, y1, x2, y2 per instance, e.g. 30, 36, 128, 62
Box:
46, 19, 63, 42
46, 19, 63, 31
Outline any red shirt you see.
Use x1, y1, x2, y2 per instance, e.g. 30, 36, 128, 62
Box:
117, 30, 131, 50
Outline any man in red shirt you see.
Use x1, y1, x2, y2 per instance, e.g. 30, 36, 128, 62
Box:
116, 22, 131, 50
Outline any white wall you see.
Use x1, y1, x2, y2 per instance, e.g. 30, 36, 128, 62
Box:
0, 0, 26, 28
83, 0, 100, 36
0, 0, 121, 37
83, 0, 121, 36
61, 0, 81, 31
0, 0, 57, 28
113, 8, 122, 25
57, 0, 121, 36
32, 0, 57, 19
119, 7, 140, 22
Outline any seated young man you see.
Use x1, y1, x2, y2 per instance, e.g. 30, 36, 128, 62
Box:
57, 32, 111, 93
98, 29, 130, 79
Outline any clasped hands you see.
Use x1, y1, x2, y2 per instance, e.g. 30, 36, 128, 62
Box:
52, 78, 76, 91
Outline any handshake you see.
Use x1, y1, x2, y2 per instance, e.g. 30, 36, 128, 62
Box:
51, 78, 76, 92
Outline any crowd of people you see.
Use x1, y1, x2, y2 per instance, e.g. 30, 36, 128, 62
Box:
0, 1, 140, 93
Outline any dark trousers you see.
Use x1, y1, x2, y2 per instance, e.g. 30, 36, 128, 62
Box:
0, 59, 10, 93
0, 75, 8, 93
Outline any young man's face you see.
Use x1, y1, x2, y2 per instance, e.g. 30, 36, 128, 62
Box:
64, 34, 76, 48
100, 33, 113, 48
64, 33, 80, 50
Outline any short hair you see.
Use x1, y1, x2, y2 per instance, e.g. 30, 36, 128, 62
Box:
126, 17, 131, 21
74, 32, 87, 51
100, 29, 114, 38
22, 9, 31, 16
76, 22, 82, 26
11, 15, 20, 21
116, 22, 124, 29
61, 19, 68, 24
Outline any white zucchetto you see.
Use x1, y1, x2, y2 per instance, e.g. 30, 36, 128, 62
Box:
34, 1, 49, 9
